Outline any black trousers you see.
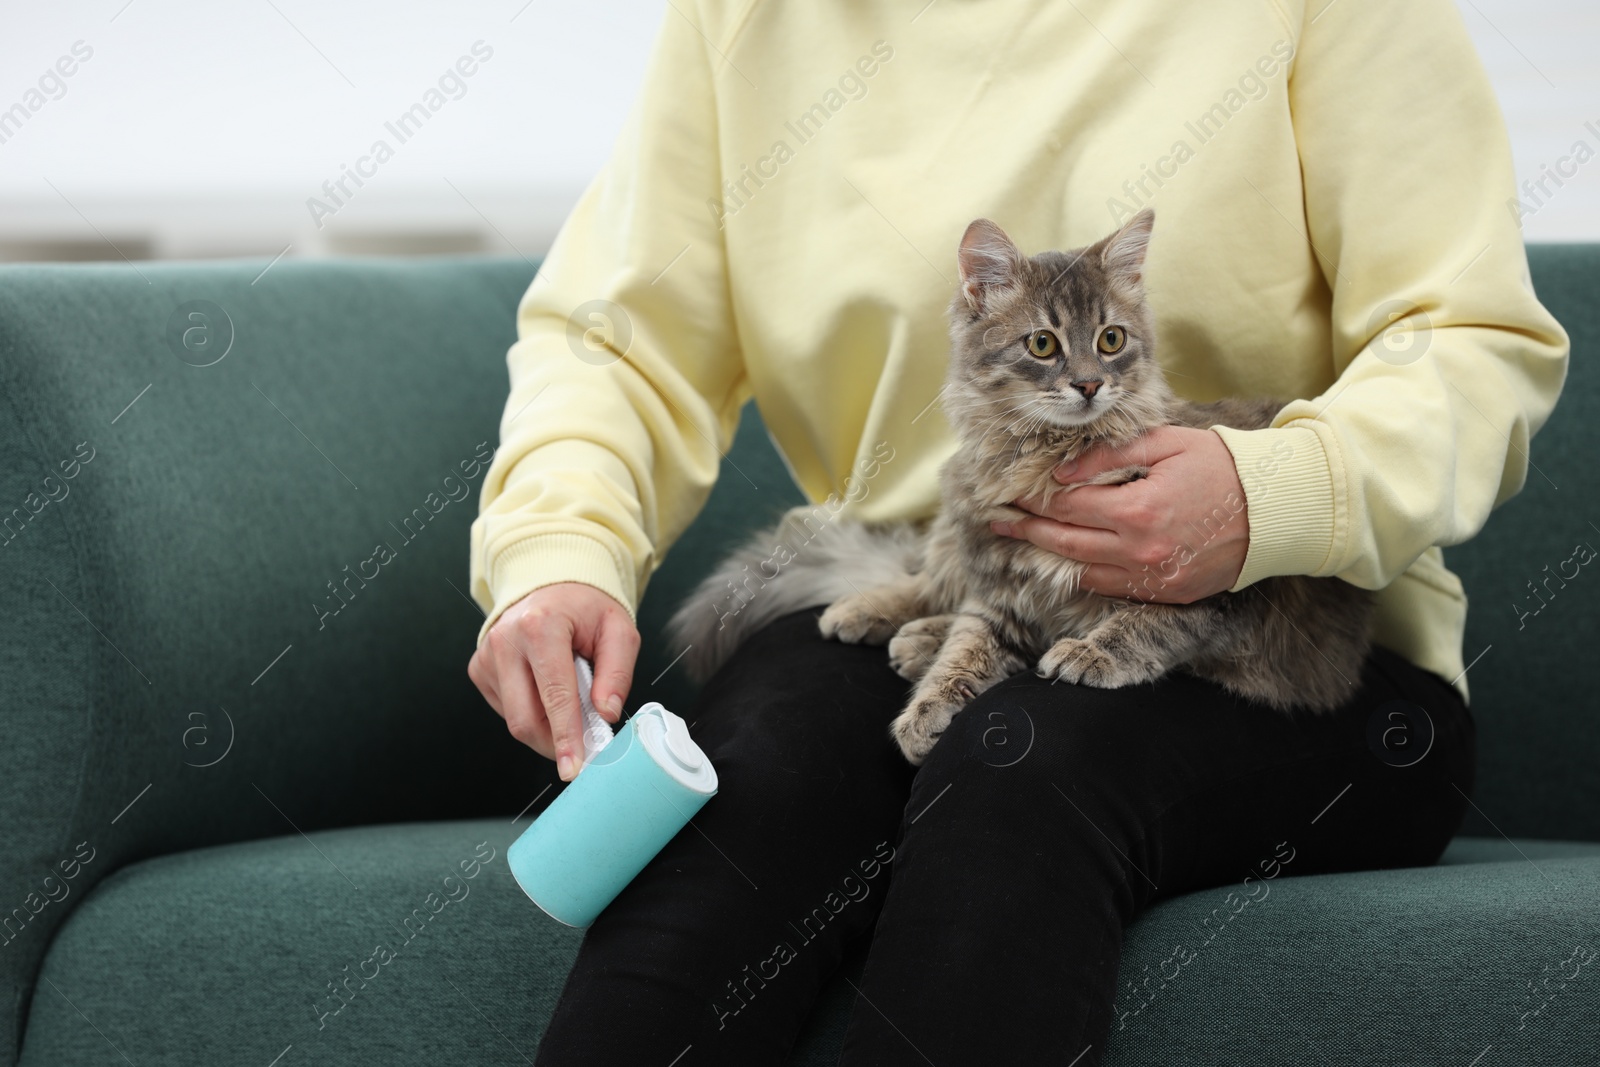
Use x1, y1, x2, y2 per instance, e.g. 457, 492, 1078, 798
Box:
534, 604, 1474, 1066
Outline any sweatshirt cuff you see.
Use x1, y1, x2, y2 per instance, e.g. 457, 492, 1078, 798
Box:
1209, 424, 1340, 591
476, 532, 638, 647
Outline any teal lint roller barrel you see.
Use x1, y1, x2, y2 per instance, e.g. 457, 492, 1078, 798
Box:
507, 653, 718, 928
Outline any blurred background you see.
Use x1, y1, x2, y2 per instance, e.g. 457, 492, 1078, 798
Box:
2, 0, 1596, 264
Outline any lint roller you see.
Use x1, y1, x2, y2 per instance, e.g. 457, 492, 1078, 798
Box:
507, 653, 718, 928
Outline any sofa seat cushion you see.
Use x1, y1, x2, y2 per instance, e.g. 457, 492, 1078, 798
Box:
20, 820, 576, 1067
1102, 835, 1600, 1065
19, 825, 1600, 1066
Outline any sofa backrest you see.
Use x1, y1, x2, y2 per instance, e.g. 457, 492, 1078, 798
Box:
1436, 244, 1600, 842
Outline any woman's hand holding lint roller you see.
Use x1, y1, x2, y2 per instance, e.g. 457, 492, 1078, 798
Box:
467, 581, 640, 782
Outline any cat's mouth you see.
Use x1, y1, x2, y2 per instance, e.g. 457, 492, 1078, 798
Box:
1041, 388, 1112, 426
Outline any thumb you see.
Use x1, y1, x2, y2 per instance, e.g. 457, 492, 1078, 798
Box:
588, 608, 640, 723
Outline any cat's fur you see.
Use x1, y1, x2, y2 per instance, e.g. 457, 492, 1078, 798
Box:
667, 209, 1372, 764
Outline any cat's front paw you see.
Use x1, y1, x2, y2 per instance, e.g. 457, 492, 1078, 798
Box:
887, 615, 953, 682
889, 700, 951, 766
890, 677, 978, 765
1037, 638, 1159, 688
818, 594, 898, 645
1086, 463, 1150, 487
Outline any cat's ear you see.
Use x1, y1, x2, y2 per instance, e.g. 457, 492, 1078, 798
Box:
957, 219, 1024, 313
1100, 208, 1155, 286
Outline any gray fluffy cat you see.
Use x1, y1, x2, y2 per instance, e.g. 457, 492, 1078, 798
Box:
667, 209, 1372, 765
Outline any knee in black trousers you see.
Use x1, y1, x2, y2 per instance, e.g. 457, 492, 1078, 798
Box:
838, 644, 1474, 1066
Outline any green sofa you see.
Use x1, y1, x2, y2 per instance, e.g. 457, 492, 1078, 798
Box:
1, 247, 1595, 1066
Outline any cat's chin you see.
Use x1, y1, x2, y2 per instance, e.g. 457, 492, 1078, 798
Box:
1040, 411, 1097, 428
1039, 402, 1106, 429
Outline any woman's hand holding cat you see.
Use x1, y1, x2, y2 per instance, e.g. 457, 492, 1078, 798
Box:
991, 425, 1249, 604
467, 582, 638, 782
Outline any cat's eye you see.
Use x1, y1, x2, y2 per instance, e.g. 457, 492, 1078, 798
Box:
1027, 330, 1060, 359
1097, 326, 1127, 355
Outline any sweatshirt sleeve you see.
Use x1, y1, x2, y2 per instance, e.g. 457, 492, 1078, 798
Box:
1210, 0, 1570, 592
468, 1, 748, 644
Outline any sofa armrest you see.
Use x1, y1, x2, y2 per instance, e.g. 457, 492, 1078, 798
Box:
0, 257, 555, 1060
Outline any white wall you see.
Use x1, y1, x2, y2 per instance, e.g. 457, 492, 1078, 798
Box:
1456, 0, 1600, 240
0, 0, 1594, 262
0, 1, 661, 260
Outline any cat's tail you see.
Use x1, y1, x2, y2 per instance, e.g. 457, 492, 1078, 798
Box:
664, 504, 926, 685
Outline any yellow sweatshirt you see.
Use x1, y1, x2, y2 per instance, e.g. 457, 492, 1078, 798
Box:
469, 0, 1569, 704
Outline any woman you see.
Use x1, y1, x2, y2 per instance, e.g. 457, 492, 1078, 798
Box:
467, 1, 1568, 1063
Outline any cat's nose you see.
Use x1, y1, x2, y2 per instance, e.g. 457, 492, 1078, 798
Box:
1070, 379, 1102, 399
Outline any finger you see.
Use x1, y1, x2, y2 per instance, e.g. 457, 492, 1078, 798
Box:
587, 610, 639, 723
1077, 563, 1154, 600
467, 648, 502, 716
1044, 481, 1156, 531
1013, 484, 1119, 527
1001, 516, 1125, 565
490, 627, 553, 758
527, 619, 584, 780
1055, 428, 1183, 483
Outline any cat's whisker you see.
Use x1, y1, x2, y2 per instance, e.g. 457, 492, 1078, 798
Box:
1002, 399, 1050, 452
978, 401, 1031, 432
944, 393, 1035, 438
1001, 399, 1045, 436
989, 398, 1042, 442
1007, 402, 1057, 466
